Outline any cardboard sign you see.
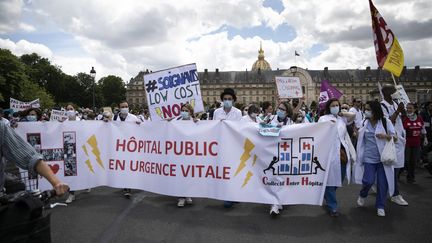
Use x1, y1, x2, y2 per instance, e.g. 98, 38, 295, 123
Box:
143, 64, 204, 121
275, 76, 303, 98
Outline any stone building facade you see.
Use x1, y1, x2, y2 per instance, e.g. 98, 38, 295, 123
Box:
126, 47, 432, 110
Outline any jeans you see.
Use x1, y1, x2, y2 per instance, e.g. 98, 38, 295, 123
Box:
324, 163, 347, 212
360, 163, 388, 209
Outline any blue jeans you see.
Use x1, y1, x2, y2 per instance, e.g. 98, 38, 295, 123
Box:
360, 163, 388, 209
324, 163, 347, 212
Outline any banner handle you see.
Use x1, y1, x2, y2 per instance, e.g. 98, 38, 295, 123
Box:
391, 73, 397, 86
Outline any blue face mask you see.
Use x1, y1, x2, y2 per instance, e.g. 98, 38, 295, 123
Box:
330, 106, 340, 115
26, 115, 37, 122
181, 111, 190, 120
277, 109, 286, 119
223, 100, 233, 108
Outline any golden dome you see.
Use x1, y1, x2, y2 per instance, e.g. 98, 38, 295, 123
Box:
251, 41, 271, 71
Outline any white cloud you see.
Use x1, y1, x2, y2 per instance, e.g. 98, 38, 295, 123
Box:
0, 38, 52, 58
0, 0, 429, 82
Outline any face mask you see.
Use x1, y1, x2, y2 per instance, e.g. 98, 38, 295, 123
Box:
120, 108, 129, 115
250, 113, 257, 119
181, 111, 190, 120
364, 111, 372, 118
223, 100, 233, 108
407, 112, 415, 118
83, 114, 88, 120
27, 115, 37, 122
66, 110, 75, 118
330, 106, 339, 115
277, 109, 286, 119
341, 108, 348, 113
296, 117, 303, 122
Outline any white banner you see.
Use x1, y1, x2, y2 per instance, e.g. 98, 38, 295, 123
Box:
275, 76, 303, 98
50, 110, 68, 121
10, 98, 40, 112
143, 64, 204, 121
16, 121, 337, 205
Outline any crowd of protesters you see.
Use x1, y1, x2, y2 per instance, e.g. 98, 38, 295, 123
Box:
1, 83, 431, 218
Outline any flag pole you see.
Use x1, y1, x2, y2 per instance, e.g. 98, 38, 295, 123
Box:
391, 73, 398, 86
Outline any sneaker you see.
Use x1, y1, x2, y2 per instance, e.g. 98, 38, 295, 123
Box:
370, 185, 377, 194
277, 204, 283, 210
270, 204, 280, 216
65, 194, 75, 204
123, 189, 131, 199
185, 197, 193, 205
223, 201, 234, 208
357, 196, 365, 207
329, 210, 340, 217
391, 195, 409, 206
177, 198, 186, 207
377, 208, 385, 217
86, 188, 92, 193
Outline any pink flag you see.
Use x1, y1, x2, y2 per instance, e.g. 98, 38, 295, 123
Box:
319, 80, 343, 110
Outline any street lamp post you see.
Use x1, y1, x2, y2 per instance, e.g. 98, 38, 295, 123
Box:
90, 67, 96, 112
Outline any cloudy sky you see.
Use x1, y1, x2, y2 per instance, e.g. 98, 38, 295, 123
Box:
0, 0, 431, 82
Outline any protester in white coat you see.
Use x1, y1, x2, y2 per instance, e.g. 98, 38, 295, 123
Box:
354, 101, 396, 217
380, 84, 409, 206
318, 98, 356, 217
240, 104, 260, 123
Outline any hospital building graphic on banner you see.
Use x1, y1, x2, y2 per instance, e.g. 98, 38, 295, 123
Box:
277, 137, 314, 175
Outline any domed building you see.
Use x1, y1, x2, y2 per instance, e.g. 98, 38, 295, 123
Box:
251, 42, 271, 71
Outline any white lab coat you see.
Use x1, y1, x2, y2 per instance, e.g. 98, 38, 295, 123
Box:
381, 100, 406, 168
353, 118, 396, 196
318, 114, 356, 187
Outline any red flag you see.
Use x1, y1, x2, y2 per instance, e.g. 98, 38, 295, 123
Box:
369, 0, 404, 76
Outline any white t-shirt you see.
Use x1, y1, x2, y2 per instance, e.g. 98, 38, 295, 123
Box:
0, 118, 10, 126
113, 113, 140, 122
349, 107, 364, 129
241, 115, 258, 123
212, 107, 242, 121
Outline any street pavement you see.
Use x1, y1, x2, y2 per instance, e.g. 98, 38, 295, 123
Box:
50, 168, 432, 243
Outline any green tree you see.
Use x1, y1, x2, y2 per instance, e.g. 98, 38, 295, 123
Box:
20, 79, 55, 109
98, 75, 126, 106
0, 49, 26, 107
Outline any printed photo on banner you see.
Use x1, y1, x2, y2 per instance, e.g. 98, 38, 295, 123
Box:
10, 98, 40, 112
143, 63, 204, 121
275, 76, 303, 99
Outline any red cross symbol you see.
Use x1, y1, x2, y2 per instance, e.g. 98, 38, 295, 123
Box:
280, 142, 290, 151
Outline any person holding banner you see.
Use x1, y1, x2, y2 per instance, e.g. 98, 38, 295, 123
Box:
355, 101, 395, 217
380, 84, 409, 206
20, 108, 42, 122
213, 88, 242, 121
318, 98, 356, 217
241, 104, 260, 123
65, 104, 80, 121
112, 101, 140, 199
259, 101, 274, 124
212, 88, 241, 208
169, 104, 197, 207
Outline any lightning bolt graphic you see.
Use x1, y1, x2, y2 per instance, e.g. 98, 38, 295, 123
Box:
155, 107, 163, 118
252, 154, 257, 166
242, 171, 253, 188
82, 145, 89, 156
85, 159, 95, 173
234, 139, 255, 176
87, 135, 104, 169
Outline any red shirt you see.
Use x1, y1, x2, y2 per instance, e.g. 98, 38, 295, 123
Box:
403, 116, 424, 147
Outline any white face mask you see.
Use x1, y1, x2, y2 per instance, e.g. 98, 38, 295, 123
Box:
250, 113, 257, 119
223, 100, 233, 108
120, 108, 129, 115
66, 110, 75, 118
180, 111, 190, 120
330, 106, 339, 115
364, 111, 372, 118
